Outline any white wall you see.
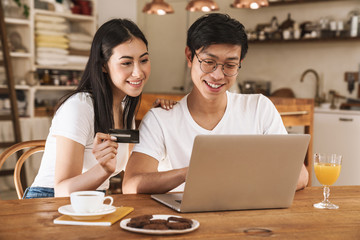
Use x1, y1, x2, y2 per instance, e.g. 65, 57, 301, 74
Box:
136, 0, 360, 100
97, 0, 138, 26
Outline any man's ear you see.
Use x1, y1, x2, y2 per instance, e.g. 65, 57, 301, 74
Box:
185, 46, 192, 68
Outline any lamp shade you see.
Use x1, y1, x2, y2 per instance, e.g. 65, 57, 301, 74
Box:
142, 0, 174, 15
186, 0, 219, 12
231, 0, 269, 9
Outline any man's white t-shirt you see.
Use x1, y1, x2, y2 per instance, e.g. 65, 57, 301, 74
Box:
132, 92, 287, 191
31, 92, 129, 190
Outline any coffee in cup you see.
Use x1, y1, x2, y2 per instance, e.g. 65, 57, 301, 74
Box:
70, 191, 113, 213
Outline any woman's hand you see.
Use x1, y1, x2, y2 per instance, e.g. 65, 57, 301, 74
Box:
92, 132, 118, 174
152, 98, 177, 110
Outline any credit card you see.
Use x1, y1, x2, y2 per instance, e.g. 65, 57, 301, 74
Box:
109, 129, 139, 143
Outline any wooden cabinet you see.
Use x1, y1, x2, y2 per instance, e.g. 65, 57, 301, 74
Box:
135, 93, 184, 127
270, 97, 314, 185
313, 109, 360, 186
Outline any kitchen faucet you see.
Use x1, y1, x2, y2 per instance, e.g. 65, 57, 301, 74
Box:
300, 69, 323, 106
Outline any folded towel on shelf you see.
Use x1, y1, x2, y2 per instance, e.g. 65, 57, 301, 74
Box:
36, 22, 69, 32
36, 35, 69, 44
37, 52, 67, 61
36, 29, 67, 37
67, 55, 88, 65
36, 58, 68, 66
37, 47, 69, 55
68, 33, 92, 43
36, 41, 69, 49
69, 41, 91, 51
35, 15, 66, 23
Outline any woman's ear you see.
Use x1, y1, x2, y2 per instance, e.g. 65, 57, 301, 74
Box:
185, 46, 193, 68
102, 66, 107, 73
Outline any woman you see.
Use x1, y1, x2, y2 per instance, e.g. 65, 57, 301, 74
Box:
24, 19, 173, 198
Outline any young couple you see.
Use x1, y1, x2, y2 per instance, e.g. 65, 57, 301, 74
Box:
24, 13, 308, 199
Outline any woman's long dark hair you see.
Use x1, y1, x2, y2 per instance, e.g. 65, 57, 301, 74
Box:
56, 19, 148, 133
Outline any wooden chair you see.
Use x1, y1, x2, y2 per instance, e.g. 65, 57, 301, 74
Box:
0, 140, 46, 199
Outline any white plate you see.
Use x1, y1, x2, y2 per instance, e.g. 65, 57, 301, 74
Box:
58, 204, 116, 220
120, 214, 200, 235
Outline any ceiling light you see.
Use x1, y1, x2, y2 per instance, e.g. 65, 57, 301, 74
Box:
142, 0, 174, 15
186, 0, 219, 12
258, 0, 269, 7
230, 0, 269, 9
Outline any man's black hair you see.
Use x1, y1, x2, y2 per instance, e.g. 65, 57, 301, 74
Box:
187, 13, 248, 61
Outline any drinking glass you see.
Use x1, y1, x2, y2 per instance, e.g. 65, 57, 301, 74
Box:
313, 153, 342, 209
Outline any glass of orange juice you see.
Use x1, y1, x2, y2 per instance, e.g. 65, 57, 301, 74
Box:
313, 153, 342, 209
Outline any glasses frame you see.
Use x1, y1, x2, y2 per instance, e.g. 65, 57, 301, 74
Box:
194, 53, 241, 77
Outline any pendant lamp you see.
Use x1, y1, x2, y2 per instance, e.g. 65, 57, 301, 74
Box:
142, 0, 174, 15
186, 0, 219, 12
231, 0, 269, 9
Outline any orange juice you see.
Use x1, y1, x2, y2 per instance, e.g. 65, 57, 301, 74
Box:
314, 163, 341, 186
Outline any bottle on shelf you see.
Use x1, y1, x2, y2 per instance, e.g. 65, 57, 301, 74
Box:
51, 70, 60, 86
42, 70, 51, 85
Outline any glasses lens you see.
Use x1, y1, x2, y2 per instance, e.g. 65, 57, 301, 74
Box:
200, 60, 216, 73
197, 54, 240, 77
223, 64, 239, 76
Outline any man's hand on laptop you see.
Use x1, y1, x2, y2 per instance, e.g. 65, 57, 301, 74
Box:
123, 152, 188, 194
296, 164, 309, 191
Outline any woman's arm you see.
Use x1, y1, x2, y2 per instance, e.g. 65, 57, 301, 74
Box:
54, 133, 118, 197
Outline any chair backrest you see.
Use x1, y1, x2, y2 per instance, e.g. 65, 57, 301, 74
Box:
0, 140, 46, 199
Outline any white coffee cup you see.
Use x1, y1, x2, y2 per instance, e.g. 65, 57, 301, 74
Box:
70, 191, 113, 213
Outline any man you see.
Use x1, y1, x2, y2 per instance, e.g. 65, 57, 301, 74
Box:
122, 13, 309, 194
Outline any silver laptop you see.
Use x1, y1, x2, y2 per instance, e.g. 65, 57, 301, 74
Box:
151, 134, 310, 213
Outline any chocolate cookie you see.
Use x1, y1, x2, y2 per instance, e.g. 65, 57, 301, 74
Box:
126, 219, 150, 228
129, 215, 153, 222
167, 216, 193, 225
143, 223, 169, 230
150, 219, 168, 225
166, 221, 192, 230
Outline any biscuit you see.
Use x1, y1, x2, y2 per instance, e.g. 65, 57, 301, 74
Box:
126, 219, 150, 228
166, 221, 192, 230
129, 215, 153, 222
150, 219, 168, 225
167, 216, 193, 225
143, 223, 169, 230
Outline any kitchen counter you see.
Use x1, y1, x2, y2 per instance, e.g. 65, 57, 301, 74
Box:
315, 107, 360, 115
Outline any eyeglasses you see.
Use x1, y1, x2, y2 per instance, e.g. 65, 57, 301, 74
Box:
195, 53, 241, 77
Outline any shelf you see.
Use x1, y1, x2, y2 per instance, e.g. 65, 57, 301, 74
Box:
34, 9, 95, 21
0, 85, 76, 91
268, 0, 348, 6
33, 85, 76, 91
0, 52, 31, 58
10, 52, 31, 58
5, 18, 31, 26
35, 64, 86, 71
249, 36, 360, 44
2, 0, 97, 119
0, 84, 30, 90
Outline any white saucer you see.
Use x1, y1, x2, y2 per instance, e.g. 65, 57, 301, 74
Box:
58, 204, 116, 220
120, 214, 200, 235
